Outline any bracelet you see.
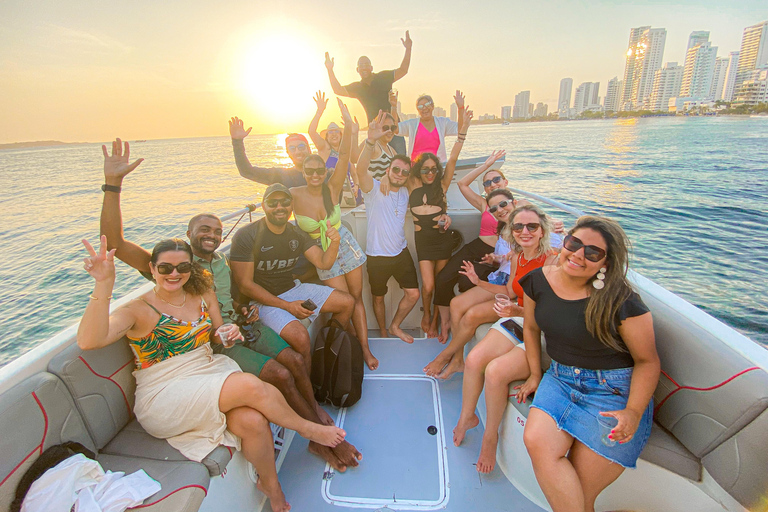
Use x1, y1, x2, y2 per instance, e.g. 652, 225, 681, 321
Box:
458, 132, 468, 136
101, 184, 121, 193
90, 295, 113, 300
365, 139, 375, 147
457, 137, 466, 142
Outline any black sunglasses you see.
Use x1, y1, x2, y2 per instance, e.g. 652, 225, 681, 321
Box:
265, 198, 293, 208
512, 222, 541, 233
391, 165, 410, 177
420, 166, 438, 175
303, 166, 326, 176
488, 200, 512, 214
563, 234, 607, 262
156, 262, 193, 275
382, 125, 396, 132
287, 143, 308, 152
483, 176, 504, 188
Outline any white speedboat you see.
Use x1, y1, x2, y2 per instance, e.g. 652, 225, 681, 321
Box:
1, 157, 766, 512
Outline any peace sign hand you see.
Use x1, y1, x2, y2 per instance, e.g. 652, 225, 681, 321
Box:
102, 138, 143, 183
82, 235, 117, 283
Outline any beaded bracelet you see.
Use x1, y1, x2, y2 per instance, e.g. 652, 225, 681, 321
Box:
90, 295, 113, 300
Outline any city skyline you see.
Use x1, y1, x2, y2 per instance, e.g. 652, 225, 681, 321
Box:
1, 1, 766, 143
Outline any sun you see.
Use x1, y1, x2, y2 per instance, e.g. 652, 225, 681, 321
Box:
238, 29, 326, 129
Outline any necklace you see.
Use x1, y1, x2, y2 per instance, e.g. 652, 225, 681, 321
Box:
518, 252, 540, 268
153, 287, 187, 308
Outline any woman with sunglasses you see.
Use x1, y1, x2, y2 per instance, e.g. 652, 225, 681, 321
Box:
363, 101, 399, 180
517, 216, 659, 512
452, 204, 557, 473
393, 90, 467, 161
78, 236, 346, 512
291, 100, 376, 370
432, 150, 507, 343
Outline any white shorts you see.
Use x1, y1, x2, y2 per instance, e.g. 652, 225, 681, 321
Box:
489, 317, 525, 350
256, 281, 335, 335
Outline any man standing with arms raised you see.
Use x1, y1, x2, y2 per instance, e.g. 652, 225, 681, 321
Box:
353, 113, 420, 343
325, 31, 412, 154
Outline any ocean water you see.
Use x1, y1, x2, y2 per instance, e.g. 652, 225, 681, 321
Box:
0, 116, 766, 367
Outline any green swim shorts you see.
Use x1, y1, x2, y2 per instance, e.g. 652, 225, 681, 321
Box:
212, 321, 290, 376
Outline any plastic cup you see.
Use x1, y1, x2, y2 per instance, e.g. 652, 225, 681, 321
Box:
217, 324, 237, 348
495, 294, 512, 307
438, 218, 447, 233
597, 415, 618, 447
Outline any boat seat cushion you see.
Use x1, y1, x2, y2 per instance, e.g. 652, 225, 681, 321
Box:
102, 419, 233, 477
98, 453, 209, 512
638, 423, 701, 481
0, 372, 95, 511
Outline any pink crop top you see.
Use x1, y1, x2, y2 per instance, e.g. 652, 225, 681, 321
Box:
412, 123, 440, 160
479, 207, 498, 236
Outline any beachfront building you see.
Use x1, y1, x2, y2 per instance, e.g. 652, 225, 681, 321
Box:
450, 103, 458, 122
711, 57, 729, 102
735, 21, 768, 92
649, 62, 684, 111
501, 105, 511, 121
573, 82, 601, 114
513, 90, 531, 119
434, 106, 446, 118
687, 31, 710, 50
558, 78, 573, 117
533, 102, 548, 117
604, 77, 623, 112
622, 26, 667, 110
680, 41, 719, 100
722, 52, 741, 102
732, 69, 768, 106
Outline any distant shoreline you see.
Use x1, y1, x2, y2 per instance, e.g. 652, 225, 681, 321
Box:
0, 140, 90, 150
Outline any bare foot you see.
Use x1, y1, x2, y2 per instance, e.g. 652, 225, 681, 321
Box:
453, 414, 480, 446
332, 440, 363, 469
427, 316, 439, 339
437, 322, 450, 344
257, 476, 291, 512
437, 354, 464, 380
389, 324, 414, 344
315, 403, 335, 426
303, 424, 346, 447
477, 430, 499, 474
421, 315, 432, 336
424, 351, 451, 377
308, 441, 346, 472
363, 349, 379, 370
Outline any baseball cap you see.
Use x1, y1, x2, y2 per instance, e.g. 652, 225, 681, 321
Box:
263, 183, 292, 201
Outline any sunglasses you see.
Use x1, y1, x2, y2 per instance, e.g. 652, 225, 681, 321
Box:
391, 166, 410, 177
303, 166, 326, 176
381, 125, 396, 132
563, 234, 607, 262
265, 198, 293, 208
156, 262, 193, 275
416, 101, 433, 110
483, 176, 504, 188
421, 166, 438, 176
488, 200, 513, 214
512, 222, 541, 233
287, 143, 308, 152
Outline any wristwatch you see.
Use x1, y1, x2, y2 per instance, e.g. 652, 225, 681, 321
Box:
101, 184, 122, 193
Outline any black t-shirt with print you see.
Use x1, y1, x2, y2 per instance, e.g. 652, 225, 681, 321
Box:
345, 70, 396, 123
230, 219, 315, 296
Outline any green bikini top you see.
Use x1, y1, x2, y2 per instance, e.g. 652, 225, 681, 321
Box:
295, 204, 342, 250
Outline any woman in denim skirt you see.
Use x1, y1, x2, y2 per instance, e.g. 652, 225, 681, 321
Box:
516, 216, 660, 512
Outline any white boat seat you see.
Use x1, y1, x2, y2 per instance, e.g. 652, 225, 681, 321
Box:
48, 340, 232, 477
0, 372, 208, 512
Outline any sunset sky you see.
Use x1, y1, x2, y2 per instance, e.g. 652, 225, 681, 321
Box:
1, 0, 766, 143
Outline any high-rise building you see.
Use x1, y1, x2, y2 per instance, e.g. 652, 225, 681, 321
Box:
735, 21, 768, 91
710, 57, 729, 101
450, 103, 458, 122
722, 52, 741, 102
573, 82, 601, 114
622, 26, 667, 110
687, 31, 710, 50
680, 41, 718, 100
533, 102, 548, 117
501, 106, 511, 120
558, 78, 573, 115
649, 62, 684, 111
434, 106, 446, 117
732, 69, 768, 106
528, 103, 534, 117
604, 77, 622, 112
513, 91, 531, 119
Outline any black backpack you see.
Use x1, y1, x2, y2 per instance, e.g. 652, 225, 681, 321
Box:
311, 319, 364, 408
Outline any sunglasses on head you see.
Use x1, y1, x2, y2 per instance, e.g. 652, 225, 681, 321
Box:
265, 198, 293, 208
416, 101, 433, 110
156, 262, 193, 275
563, 234, 607, 262
420, 166, 438, 176
287, 143, 308, 152
391, 165, 410, 177
303, 166, 326, 176
488, 200, 512, 214
483, 176, 504, 188
512, 222, 541, 233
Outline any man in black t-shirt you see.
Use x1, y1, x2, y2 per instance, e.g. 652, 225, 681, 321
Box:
231, 184, 355, 375
325, 31, 412, 154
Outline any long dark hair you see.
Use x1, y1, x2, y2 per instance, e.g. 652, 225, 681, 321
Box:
410, 152, 445, 208
486, 189, 515, 235
150, 238, 213, 295
303, 154, 336, 217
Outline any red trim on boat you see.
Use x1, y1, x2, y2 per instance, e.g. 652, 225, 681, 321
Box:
78, 356, 133, 416
128, 484, 208, 508
654, 367, 761, 415
0, 392, 50, 487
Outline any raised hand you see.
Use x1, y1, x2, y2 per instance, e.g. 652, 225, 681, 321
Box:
338, 98, 353, 124
484, 149, 506, 167
351, 116, 360, 136
389, 90, 398, 108
480, 253, 498, 265
367, 110, 389, 142
82, 235, 116, 283
324, 52, 334, 71
102, 139, 143, 183
454, 90, 465, 110
462, 108, 474, 126
314, 91, 328, 115
458, 260, 480, 285
228, 116, 252, 140
401, 30, 412, 50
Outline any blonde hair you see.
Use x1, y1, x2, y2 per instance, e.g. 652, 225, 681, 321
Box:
502, 204, 552, 258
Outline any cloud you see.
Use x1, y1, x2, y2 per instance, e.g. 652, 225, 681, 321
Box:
45, 24, 132, 54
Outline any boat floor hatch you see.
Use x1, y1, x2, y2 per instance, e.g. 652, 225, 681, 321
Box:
275, 337, 543, 511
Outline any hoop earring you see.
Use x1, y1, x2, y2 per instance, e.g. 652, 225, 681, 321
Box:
593, 267, 607, 289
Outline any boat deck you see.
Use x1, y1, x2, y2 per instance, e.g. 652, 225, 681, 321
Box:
275, 336, 544, 511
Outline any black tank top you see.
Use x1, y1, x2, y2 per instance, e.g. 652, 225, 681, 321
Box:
409, 184, 446, 230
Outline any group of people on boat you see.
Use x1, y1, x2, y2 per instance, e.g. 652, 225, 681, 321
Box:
77, 31, 660, 512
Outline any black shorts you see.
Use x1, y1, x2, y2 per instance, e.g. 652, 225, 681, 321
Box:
366, 248, 419, 296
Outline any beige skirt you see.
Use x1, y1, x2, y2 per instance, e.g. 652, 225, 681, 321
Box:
133, 343, 242, 462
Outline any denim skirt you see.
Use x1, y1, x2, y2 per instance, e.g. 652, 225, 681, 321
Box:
530, 360, 653, 468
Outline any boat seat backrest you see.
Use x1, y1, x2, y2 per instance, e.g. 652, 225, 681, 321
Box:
0, 372, 95, 511
47, 338, 136, 449
634, 274, 768, 510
